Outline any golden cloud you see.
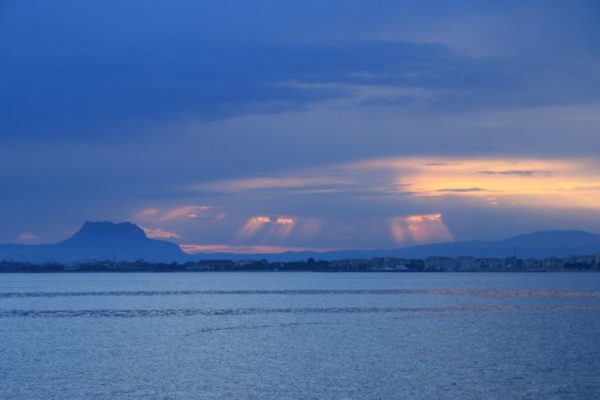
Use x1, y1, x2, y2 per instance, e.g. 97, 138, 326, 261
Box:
389, 213, 453, 245
180, 244, 331, 254
348, 156, 600, 209
142, 227, 180, 239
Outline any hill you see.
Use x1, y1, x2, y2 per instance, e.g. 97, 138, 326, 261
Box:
190, 230, 600, 261
0, 221, 186, 263
1, 222, 599, 263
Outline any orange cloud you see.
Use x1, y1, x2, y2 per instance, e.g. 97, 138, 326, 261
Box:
142, 227, 179, 239
349, 156, 600, 209
190, 176, 349, 192
389, 213, 453, 245
239, 215, 299, 238
389, 220, 406, 244
238, 216, 272, 237
134, 205, 212, 222
135, 208, 160, 218
271, 216, 296, 238
181, 244, 332, 254
276, 217, 294, 225
160, 205, 210, 221
18, 232, 39, 242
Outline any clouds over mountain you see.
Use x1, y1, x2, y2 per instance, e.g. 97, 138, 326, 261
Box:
1, 1, 600, 248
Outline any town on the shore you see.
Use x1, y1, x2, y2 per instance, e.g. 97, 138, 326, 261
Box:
1, 254, 600, 272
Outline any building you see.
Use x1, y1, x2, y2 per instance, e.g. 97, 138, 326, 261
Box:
424, 257, 456, 271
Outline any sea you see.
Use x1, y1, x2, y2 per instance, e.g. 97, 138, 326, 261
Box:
1, 272, 600, 399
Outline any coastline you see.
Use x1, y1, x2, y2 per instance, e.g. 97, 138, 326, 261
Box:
2, 255, 599, 273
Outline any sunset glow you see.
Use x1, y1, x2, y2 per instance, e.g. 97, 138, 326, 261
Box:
350, 156, 600, 209
126, 155, 600, 251
142, 227, 180, 239
3, 0, 600, 252
238, 216, 273, 238
389, 213, 453, 245
180, 244, 330, 254
4, 2, 600, 397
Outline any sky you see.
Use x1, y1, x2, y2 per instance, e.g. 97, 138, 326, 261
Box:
1, 0, 600, 252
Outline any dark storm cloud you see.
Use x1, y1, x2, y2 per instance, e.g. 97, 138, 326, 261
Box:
0, 38, 499, 138
2, 1, 600, 140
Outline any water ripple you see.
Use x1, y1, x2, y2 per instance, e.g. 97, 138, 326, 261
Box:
1, 288, 599, 298
1, 304, 600, 318
184, 321, 337, 335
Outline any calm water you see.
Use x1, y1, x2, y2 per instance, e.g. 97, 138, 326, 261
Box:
1, 272, 600, 399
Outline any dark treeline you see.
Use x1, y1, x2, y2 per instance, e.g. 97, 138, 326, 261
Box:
1, 254, 600, 272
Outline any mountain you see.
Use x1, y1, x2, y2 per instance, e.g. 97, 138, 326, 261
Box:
1, 223, 599, 264
190, 230, 600, 261
0, 221, 186, 263
378, 230, 600, 259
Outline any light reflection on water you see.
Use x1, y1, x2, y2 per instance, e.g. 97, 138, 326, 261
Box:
1, 272, 600, 399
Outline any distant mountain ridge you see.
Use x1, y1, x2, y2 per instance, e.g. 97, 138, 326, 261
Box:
193, 230, 600, 261
0, 221, 186, 263
0, 222, 599, 263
